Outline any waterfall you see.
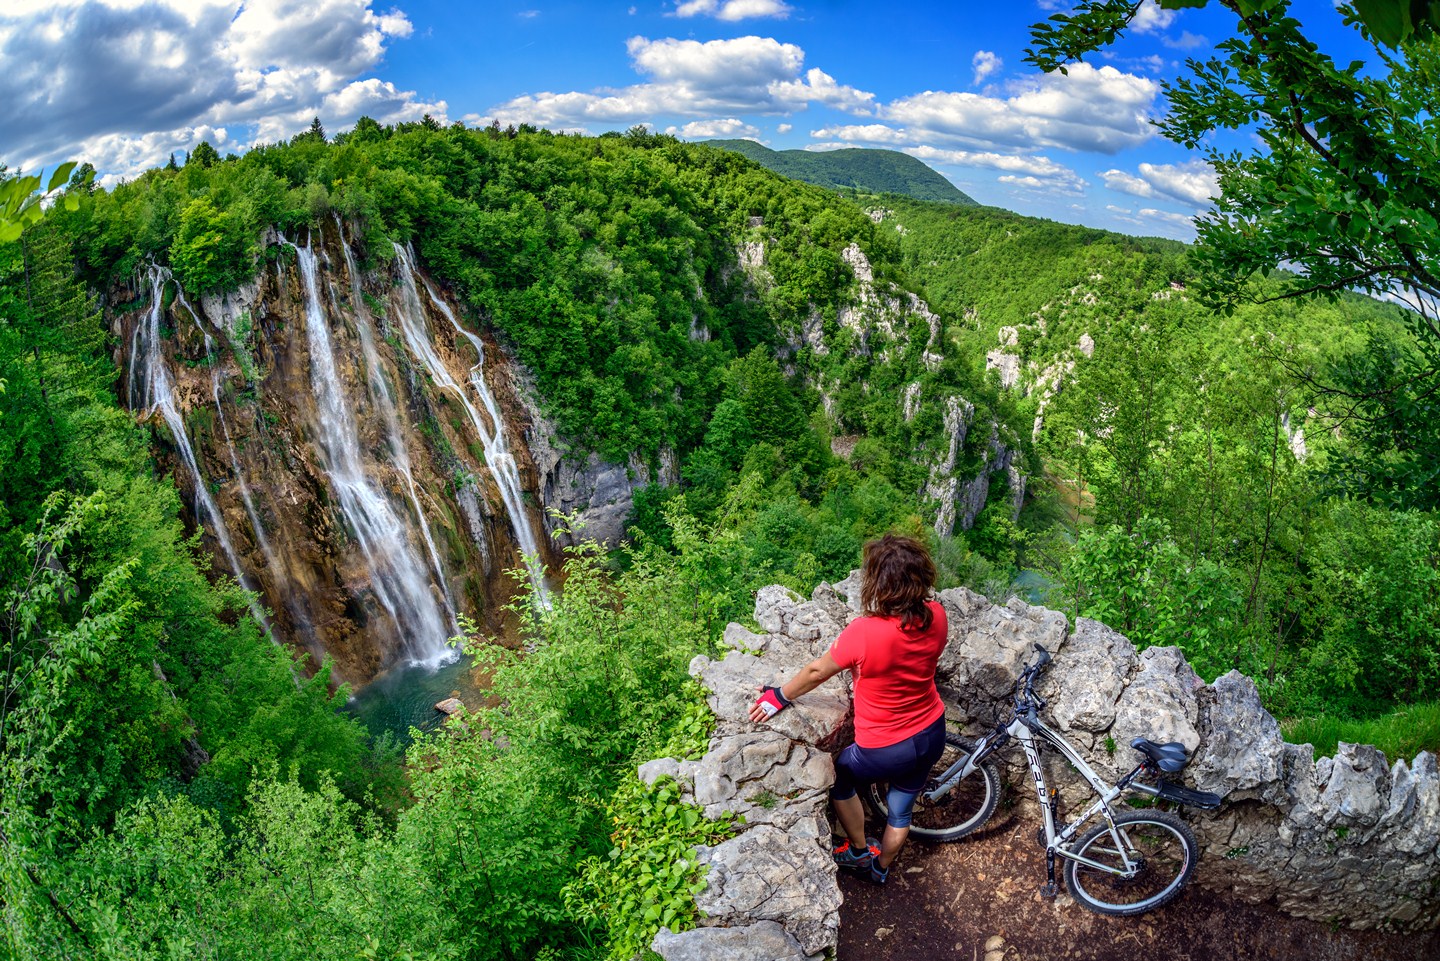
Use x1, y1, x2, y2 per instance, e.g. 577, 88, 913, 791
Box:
332, 220, 458, 625
390, 243, 550, 603
284, 236, 455, 667
129, 266, 273, 636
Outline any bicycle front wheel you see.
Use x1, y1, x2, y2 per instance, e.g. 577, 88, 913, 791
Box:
864, 735, 999, 842
1062, 810, 1198, 916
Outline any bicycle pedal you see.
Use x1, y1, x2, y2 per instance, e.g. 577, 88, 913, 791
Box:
1040, 881, 1059, 900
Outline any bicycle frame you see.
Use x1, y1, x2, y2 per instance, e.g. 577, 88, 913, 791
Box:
928, 714, 1148, 878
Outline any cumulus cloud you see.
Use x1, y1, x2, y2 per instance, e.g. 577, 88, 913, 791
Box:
805, 63, 1159, 201
972, 50, 1002, 86
666, 117, 761, 138
674, 0, 792, 21
1163, 30, 1210, 49
1106, 203, 1196, 236
770, 68, 876, 113
1101, 159, 1217, 205
880, 62, 1159, 155
901, 144, 1086, 192
1130, 0, 1177, 33
0, 0, 435, 179
485, 35, 875, 130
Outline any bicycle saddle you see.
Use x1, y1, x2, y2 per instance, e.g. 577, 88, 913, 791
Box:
1130, 738, 1190, 773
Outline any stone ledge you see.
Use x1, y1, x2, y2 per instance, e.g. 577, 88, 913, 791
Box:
647, 577, 1440, 959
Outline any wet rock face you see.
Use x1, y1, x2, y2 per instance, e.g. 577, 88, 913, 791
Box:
516, 370, 678, 549
113, 222, 553, 683
644, 579, 1438, 958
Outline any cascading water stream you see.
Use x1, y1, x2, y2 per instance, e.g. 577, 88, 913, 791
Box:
332, 220, 457, 627
284, 236, 454, 667
130, 266, 273, 636
389, 243, 550, 604
198, 320, 315, 655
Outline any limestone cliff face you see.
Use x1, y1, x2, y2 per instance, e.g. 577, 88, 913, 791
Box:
771, 230, 1024, 536
113, 222, 610, 683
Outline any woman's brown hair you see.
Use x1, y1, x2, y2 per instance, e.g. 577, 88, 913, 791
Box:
860, 534, 937, 631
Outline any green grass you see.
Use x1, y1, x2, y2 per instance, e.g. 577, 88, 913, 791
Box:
1282, 702, 1440, 762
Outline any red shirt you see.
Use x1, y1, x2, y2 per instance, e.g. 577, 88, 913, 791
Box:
829, 601, 948, 748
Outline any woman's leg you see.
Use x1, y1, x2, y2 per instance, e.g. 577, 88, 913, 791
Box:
830, 744, 872, 850
874, 717, 949, 871
833, 793, 869, 850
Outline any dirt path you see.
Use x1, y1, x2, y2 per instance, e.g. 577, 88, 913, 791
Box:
836, 812, 1438, 961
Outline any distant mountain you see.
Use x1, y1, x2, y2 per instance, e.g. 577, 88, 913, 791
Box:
702, 140, 978, 205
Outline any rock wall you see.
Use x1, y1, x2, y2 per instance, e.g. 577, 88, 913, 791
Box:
646, 579, 1440, 959
515, 365, 678, 549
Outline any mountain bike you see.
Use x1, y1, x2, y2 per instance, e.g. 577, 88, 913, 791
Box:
865, 645, 1223, 916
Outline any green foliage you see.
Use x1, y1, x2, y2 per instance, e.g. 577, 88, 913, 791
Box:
1060, 518, 1245, 680
1028, 0, 1440, 507
1282, 701, 1440, 762
0, 163, 86, 242
187, 141, 220, 169
566, 696, 735, 959
171, 197, 249, 294
1289, 502, 1440, 713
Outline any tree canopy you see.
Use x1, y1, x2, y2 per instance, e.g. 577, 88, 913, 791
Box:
1028, 0, 1440, 505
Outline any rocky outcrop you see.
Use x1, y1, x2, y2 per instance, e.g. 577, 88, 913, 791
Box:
644, 579, 1439, 958
515, 367, 678, 548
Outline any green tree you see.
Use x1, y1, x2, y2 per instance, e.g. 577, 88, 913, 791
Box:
187, 140, 220, 169
298, 116, 327, 144
170, 196, 247, 294
1028, 2, 1440, 500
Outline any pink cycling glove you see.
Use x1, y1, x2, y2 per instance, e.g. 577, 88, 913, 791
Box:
754, 685, 791, 718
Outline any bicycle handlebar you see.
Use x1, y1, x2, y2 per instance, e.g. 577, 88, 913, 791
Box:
1014, 645, 1052, 725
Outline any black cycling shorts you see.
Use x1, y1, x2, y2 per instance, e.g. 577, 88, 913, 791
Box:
830, 714, 947, 827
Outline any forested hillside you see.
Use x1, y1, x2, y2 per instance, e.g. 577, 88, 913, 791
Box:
704, 139, 978, 205
876, 195, 1434, 727
2, 119, 1437, 961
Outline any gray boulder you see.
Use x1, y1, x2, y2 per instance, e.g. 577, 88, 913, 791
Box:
652, 921, 821, 961
693, 825, 841, 956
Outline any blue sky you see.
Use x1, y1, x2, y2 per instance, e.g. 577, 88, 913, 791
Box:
1, 1, 1370, 240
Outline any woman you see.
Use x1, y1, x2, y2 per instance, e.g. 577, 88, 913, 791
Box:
749, 534, 948, 885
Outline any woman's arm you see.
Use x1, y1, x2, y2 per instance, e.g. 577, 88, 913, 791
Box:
747, 652, 845, 722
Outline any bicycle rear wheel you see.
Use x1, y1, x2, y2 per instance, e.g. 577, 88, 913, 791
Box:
1062, 810, 1197, 916
864, 735, 999, 842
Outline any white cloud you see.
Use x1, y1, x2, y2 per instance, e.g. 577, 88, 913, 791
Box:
674, 0, 792, 21
881, 62, 1159, 155
770, 68, 876, 114
0, 0, 430, 179
1102, 159, 1216, 205
1163, 30, 1210, 49
902, 144, 1086, 192
666, 117, 761, 138
1130, 0, 1177, 34
1000, 175, 1047, 188
1105, 203, 1196, 237
972, 50, 1002, 86
776, 122, 792, 133
1138, 207, 1197, 229
486, 36, 876, 129
628, 35, 800, 87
